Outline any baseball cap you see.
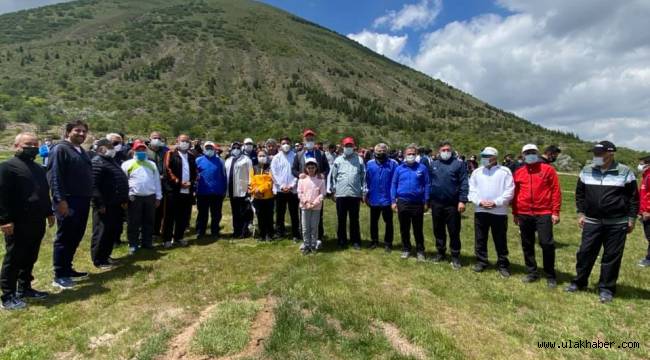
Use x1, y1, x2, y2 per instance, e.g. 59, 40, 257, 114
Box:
305, 158, 318, 167
231, 141, 241, 148
521, 144, 539, 153
480, 147, 498, 157
591, 141, 616, 153
243, 138, 254, 145
303, 129, 316, 137
132, 140, 147, 150
342, 136, 355, 146
203, 141, 216, 149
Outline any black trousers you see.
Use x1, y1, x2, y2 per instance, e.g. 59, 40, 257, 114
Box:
254, 198, 275, 238
643, 220, 650, 260
397, 200, 425, 253
1, 219, 46, 300
91, 204, 123, 265
370, 205, 393, 245
154, 192, 166, 236
195, 194, 224, 236
474, 212, 510, 269
431, 201, 461, 257
336, 197, 361, 246
573, 222, 628, 295
230, 197, 249, 237
127, 195, 156, 248
162, 192, 193, 242
275, 192, 300, 238
53, 196, 91, 278
518, 214, 556, 278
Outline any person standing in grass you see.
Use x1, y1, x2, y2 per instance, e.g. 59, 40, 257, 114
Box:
147, 131, 168, 237
365, 143, 398, 252
226, 141, 253, 238
567, 141, 639, 303
195, 141, 227, 239
468, 146, 515, 278
47, 119, 93, 290
328, 136, 366, 250
0, 133, 55, 310
298, 158, 326, 254
512, 144, 561, 288
638, 155, 650, 268
272, 137, 300, 241
391, 144, 430, 261
250, 150, 275, 241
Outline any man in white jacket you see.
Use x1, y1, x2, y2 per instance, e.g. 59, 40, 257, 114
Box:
468, 146, 515, 277
225, 141, 253, 238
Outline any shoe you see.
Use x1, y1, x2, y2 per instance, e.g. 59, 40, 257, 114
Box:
638, 259, 650, 267
599, 291, 614, 303
179, 239, 189, 247
547, 278, 558, 289
196, 233, 205, 240
163, 241, 172, 249
52, 277, 75, 290
69, 270, 88, 279
301, 248, 311, 255
315, 240, 322, 249
522, 273, 540, 283
450, 257, 461, 270
385, 245, 392, 253
498, 268, 511, 278
17, 288, 49, 299
564, 282, 585, 293
292, 237, 301, 243
472, 263, 488, 273
370, 241, 378, 249
95, 263, 113, 270
431, 253, 445, 263
400, 251, 410, 259
264, 235, 272, 242
1, 295, 27, 310
352, 243, 361, 250
128, 246, 138, 255
416, 252, 426, 262
107, 257, 119, 265
141, 244, 155, 250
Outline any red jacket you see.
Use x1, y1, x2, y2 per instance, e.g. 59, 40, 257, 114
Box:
512, 162, 561, 216
639, 169, 650, 214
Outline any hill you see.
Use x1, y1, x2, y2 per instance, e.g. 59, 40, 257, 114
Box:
0, 0, 646, 167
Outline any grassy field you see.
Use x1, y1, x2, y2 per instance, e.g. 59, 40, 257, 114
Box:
0, 173, 648, 360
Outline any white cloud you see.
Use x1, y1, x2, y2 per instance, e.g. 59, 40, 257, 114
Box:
0, 0, 72, 15
373, 0, 442, 31
405, 1, 650, 151
347, 30, 408, 61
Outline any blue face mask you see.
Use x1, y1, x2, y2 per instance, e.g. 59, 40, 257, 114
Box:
204, 149, 215, 157
524, 154, 539, 164
135, 152, 147, 161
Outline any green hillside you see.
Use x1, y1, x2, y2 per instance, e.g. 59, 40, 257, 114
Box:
0, 0, 645, 167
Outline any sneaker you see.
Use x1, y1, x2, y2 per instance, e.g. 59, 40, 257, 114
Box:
315, 240, 322, 249
384, 245, 392, 253
599, 291, 614, 304
107, 257, 119, 265
1, 295, 27, 310
69, 270, 88, 279
400, 251, 410, 259
370, 241, 378, 249
179, 239, 189, 247
163, 241, 172, 249
352, 243, 361, 250
498, 268, 511, 278
292, 237, 301, 243
522, 273, 540, 283
95, 263, 113, 270
472, 263, 488, 273
52, 277, 75, 290
264, 235, 272, 242
431, 253, 445, 263
196, 233, 205, 240
547, 278, 558, 289
638, 259, 650, 267
450, 257, 462, 270
416, 252, 426, 262
128, 246, 138, 255
564, 282, 585, 293
17, 288, 49, 299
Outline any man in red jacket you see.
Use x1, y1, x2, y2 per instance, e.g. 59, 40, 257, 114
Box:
638, 155, 650, 267
512, 144, 562, 287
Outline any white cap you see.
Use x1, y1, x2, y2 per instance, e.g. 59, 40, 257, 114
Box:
481, 147, 498, 157
522, 144, 539, 153
203, 141, 216, 150
243, 138, 254, 145
305, 158, 318, 166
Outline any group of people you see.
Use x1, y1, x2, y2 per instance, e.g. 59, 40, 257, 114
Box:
0, 120, 648, 311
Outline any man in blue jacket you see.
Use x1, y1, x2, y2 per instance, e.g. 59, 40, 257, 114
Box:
391, 144, 430, 261
429, 141, 469, 269
365, 143, 398, 252
195, 141, 227, 239
47, 119, 93, 290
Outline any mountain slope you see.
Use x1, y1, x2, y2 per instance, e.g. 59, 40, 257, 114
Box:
0, 0, 644, 166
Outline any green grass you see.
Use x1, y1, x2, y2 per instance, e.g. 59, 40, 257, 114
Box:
0, 174, 648, 359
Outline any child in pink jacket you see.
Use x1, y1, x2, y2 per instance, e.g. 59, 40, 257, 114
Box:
297, 158, 326, 254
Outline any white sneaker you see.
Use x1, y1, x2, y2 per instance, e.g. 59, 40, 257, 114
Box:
316, 240, 322, 249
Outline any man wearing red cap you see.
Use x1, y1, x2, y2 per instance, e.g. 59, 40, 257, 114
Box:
638, 155, 650, 267
328, 136, 366, 249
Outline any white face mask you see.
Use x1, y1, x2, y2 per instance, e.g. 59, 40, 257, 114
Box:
592, 156, 604, 166
281, 144, 291, 153
244, 144, 253, 152
638, 164, 648, 172
178, 141, 190, 151
150, 139, 163, 148
343, 147, 354, 156
305, 141, 315, 150
105, 149, 116, 158
439, 151, 452, 161
258, 156, 267, 164
480, 158, 492, 167
405, 154, 416, 164
113, 144, 123, 152
204, 149, 215, 157
231, 148, 242, 157
524, 154, 539, 164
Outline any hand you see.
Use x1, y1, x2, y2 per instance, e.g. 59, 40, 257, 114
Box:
578, 215, 585, 229
551, 215, 560, 225
155, 200, 161, 208
458, 202, 466, 213
479, 200, 495, 209
121, 203, 128, 210
0, 223, 14, 236
57, 200, 69, 217
181, 182, 191, 189
642, 212, 650, 221
47, 216, 55, 227
99, 207, 106, 214
627, 220, 635, 234
391, 203, 397, 212
513, 215, 519, 225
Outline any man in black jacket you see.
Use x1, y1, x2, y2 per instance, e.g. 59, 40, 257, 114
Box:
566, 141, 639, 303
162, 134, 197, 247
90, 140, 129, 268
0, 133, 55, 310
47, 119, 93, 290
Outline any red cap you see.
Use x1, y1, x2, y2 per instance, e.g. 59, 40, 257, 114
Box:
341, 137, 355, 146
303, 129, 316, 137
132, 140, 147, 150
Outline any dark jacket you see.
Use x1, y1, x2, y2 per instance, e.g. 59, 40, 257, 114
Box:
91, 154, 129, 208
46, 140, 93, 202
0, 155, 53, 224
576, 162, 639, 220
292, 149, 330, 179
428, 156, 469, 205
147, 146, 169, 176
163, 150, 197, 194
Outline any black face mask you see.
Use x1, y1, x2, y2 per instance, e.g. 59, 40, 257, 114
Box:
375, 153, 387, 161
18, 146, 39, 161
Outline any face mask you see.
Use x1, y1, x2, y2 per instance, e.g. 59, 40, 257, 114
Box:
204, 149, 215, 157
105, 149, 117, 158
178, 141, 190, 151
258, 156, 267, 164
480, 158, 491, 167
231, 148, 242, 157
592, 156, 604, 166
45, 141, 52, 146
343, 147, 354, 156
18, 146, 39, 160
281, 144, 291, 153
638, 164, 647, 172
375, 152, 386, 161
524, 154, 538, 164
548, 155, 557, 163
244, 144, 253, 152
150, 139, 163, 148
439, 151, 452, 161
305, 141, 315, 150
113, 144, 123, 152
135, 151, 147, 161
405, 155, 416, 164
